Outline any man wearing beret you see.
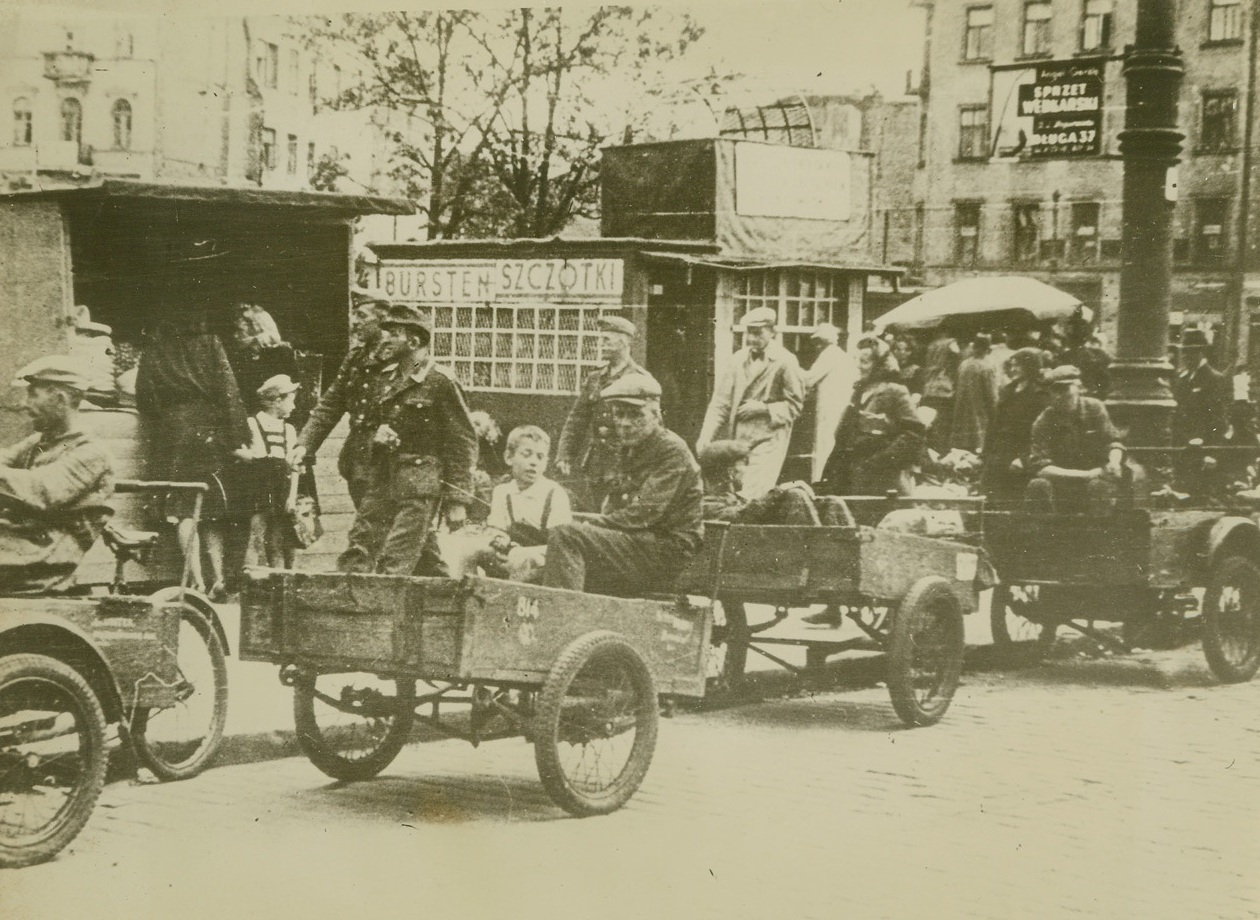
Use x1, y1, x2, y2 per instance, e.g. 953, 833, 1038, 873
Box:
0, 355, 115, 592
1025, 365, 1127, 514
697, 306, 804, 500
555, 314, 649, 512
337, 305, 478, 576
542, 373, 702, 597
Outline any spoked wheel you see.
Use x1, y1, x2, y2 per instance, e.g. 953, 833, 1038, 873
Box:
534, 631, 659, 816
130, 599, 229, 781
707, 599, 749, 697
1202, 555, 1260, 683
0, 654, 108, 868
888, 577, 965, 727
989, 584, 1057, 655
293, 672, 416, 781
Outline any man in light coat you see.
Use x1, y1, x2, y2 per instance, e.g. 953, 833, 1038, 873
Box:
803, 322, 857, 482
697, 307, 804, 499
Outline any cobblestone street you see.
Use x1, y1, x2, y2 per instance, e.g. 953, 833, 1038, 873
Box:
5, 637, 1260, 920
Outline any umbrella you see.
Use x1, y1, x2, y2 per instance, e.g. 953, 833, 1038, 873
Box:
874, 276, 1087, 332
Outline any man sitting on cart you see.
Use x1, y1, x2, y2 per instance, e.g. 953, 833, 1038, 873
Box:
698, 440, 852, 525
0, 355, 115, 593
541, 373, 703, 598
1025, 364, 1129, 515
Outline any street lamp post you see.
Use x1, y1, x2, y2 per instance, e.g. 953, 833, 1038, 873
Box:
1108, 0, 1184, 448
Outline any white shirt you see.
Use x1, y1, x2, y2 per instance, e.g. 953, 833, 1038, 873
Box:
486, 477, 573, 535
246, 411, 298, 463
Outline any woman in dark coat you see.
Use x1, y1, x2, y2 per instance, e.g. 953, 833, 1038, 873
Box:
135, 315, 252, 599
979, 347, 1049, 507
819, 335, 926, 496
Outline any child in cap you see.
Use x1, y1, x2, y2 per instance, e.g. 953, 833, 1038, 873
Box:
239, 374, 302, 568
698, 439, 852, 526
480, 425, 572, 582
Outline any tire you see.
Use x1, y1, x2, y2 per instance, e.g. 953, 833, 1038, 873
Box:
1202, 555, 1260, 683
0, 654, 109, 868
888, 577, 965, 727
130, 602, 229, 781
534, 631, 659, 816
989, 584, 1057, 654
293, 672, 415, 781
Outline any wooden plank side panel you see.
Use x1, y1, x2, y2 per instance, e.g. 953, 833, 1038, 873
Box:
859, 530, 981, 613
983, 511, 1150, 586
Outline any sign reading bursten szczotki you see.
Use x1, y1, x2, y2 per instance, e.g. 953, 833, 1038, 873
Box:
1017, 61, 1103, 158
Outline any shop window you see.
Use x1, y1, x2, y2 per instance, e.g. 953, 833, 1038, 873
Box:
1200, 90, 1238, 152
733, 270, 847, 356
1208, 0, 1242, 42
261, 127, 276, 170
12, 97, 31, 146
963, 6, 993, 61
1195, 198, 1229, 265
426, 304, 606, 395
1080, 0, 1113, 51
1012, 203, 1040, 265
112, 98, 132, 150
1022, 1, 1053, 56
1068, 202, 1101, 264
955, 202, 981, 266
958, 105, 989, 160
60, 97, 81, 144
286, 134, 298, 174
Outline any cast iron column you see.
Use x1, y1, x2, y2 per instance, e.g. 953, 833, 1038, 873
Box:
1108, 0, 1183, 447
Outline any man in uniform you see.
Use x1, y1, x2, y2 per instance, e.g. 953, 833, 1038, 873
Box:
0, 355, 115, 593
542, 373, 702, 597
697, 306, 803, 499
338, 304, 478, 576
295, 291, 389, 507
555, 315, 648, 512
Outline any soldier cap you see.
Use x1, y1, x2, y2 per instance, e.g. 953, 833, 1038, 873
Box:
600, 372, 661, 405
379, 304, 431, 336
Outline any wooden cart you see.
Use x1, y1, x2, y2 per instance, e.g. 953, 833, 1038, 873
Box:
239, 571, 710, 817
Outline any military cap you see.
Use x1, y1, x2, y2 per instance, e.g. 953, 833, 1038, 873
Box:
741, 307, 779, 329
600, 372, 661, 405
697, 439, 750, 478
12, 354, 91, 392
597, 315, 637, 338
1180, 328, 1211, 349
1045, 364, 1082, 385
257, 374, 300, 400
350, 285, 390, 310
378, 304, 431, 334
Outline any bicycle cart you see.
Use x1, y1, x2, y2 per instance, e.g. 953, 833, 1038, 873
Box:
0, 481, 229, 869
239, 570, 710, 816
678, 497, 988, 727
983, 507, 1260, 683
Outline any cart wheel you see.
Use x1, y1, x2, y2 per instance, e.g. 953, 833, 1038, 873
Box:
708, 599, 749, 696
888, 577, 965, 727
130, 600, 229, 781
989, 584, 1057, 655
534, 631, 659, 816
293, 673, 416, 782
1202, 555, 1260, 683
0, 654, 108, 869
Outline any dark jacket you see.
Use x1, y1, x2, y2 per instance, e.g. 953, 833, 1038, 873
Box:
821, 372, 925, 496
298, 343, 384, 486
985, 381, 1050, 468
556, 359, 649, 472
1172, 361, 1230, 446
599, 426, 703, 551
1028, 396, 1122, 475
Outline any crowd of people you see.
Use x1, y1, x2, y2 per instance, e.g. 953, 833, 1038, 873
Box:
1, 291, 1258, 602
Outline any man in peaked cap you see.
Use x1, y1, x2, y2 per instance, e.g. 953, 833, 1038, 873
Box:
1172, 327, 1229, 448
0, 355, 115, 592
335, 303, 478, 576
541, 372, 703, 597
555, 313, 649, 512
697, 306, 804, 500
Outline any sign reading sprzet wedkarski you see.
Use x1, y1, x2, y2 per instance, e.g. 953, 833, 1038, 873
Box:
1016, 61, 1104, 158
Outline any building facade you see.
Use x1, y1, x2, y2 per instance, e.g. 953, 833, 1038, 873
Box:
911, 0, 1259, 369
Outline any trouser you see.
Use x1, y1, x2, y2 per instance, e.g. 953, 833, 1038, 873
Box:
0, 519, 92, 593
738, 428, 791, 500
542, 522, 692, 597
737, 489, 853, 526
1025, 474, 1120, 515
245, 511, 293, 570
338, 487, 448, 576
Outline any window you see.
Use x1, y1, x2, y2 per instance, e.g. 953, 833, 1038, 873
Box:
308, 71, 318, 106
306, 141, 315, 178
955, 202, 981, 266
1195, 198, 1229, 264
914, 203, 926, 266
332, 64, 342, 98
1012, 203, 1040, 264
111, 98, 132, 149
287, 49, 300, 94
115, 29, 134, 58
1068, 202, 1101, 264
958, 105, 989, 160
261, 127, 276, 170
12, 97, 31, 146
732, 271, 847, 355
1080, 0, 1113, 51
60, 97, 81, 144
1201, 90, 1239, 151
963, 6, 993, 60
286, 134, 298, 174
1023, 1, 1053, 56
1208, 0, 1243, 42
255, 41, 278, 89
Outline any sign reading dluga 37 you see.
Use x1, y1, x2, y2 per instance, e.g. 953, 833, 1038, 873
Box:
992, 59, 1105, 159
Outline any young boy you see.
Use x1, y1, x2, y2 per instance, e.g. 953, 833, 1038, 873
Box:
240, 374, 302, 569
481, 425, 572, 582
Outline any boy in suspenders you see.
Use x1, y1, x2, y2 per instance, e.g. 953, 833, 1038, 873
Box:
482, 426, 572, 582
